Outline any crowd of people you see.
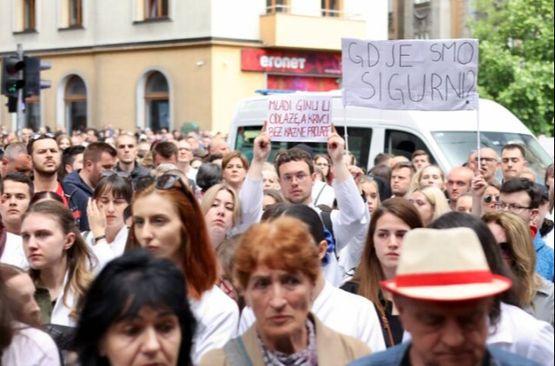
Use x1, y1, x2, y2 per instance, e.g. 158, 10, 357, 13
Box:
0, 124, 553, 365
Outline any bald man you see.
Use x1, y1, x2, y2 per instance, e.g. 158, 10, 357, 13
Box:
446, 166, 474, 209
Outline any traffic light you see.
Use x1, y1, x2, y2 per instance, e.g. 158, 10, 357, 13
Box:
23, 56, 51, 97
1, 55, 24, 98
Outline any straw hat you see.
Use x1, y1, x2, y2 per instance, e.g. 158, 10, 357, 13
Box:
381, 227, 511, 301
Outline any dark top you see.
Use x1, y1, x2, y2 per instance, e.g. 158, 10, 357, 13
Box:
341, 281, 404, 348
62, 170, 93, 231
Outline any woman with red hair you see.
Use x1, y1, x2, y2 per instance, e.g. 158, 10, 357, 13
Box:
126, 173, 239, 364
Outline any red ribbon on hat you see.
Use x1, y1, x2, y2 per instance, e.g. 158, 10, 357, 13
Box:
395, 270, 493, 287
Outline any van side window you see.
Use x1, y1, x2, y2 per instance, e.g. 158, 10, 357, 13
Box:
385, 129, 434, 163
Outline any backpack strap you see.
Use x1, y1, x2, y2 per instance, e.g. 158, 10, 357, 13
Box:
223, 337, 253, 366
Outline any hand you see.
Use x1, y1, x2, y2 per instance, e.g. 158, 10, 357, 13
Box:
253, 122, 271, 163
348, 165, 364, 182
87, 198, 106, 239
471, 174, 487, 197
327, 125, 345, 164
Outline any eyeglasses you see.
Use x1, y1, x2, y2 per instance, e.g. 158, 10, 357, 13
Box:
474, 157, 498, 163
495, 202, 531, 214
483, 194, 499, 204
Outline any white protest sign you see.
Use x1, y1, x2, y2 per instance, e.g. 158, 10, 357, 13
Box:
266, 95, 332, 142
342, 38, 478, 111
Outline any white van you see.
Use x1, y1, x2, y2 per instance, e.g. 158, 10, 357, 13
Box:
228, 90, 552, 180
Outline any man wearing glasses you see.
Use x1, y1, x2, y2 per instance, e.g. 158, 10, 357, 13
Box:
499, 178, 554, 281
114, 133, 150, 187
475, 147, 501, 185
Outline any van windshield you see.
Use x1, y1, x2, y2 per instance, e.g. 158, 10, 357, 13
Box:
235, 125, 372, 169
432, 131, 552, 181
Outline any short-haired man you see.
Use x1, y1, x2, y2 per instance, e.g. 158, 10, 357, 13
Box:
390, 162, 415, 198
27, 134, 67, 205
411, 150, 430, 170
349, 228, 536, 366
501, 143, 527, 182
0, 173, 33, 235
274, 134, 369, 283
499, 178, 554, 281
114, 133, 150, 186
1, 143, 32, 178
476, 147, 500, 185
446, 166, 474, 210
176, 139, 196, 181
61, 145, 85, 179
208, 137, 230, 156
63, 142, 117, 231
152, 141, 178, 167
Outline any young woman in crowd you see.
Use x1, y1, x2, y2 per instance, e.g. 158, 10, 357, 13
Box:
55, 134, 72, 151
406, 186, 450, 227
74, 250, 197, 366
221, 151, 248, 192
0, 282, 61, 365
85, 174, 132, 270
201, 217, 370, 365
262, 189, 284, 211
408, 164, 446, 192
261, 162, 280, 190
21, 200, 93, 327
358, 176, 381, 214
342, 198, 423, 347
30, 191, 65, 206
314, 153, 333, 184
483, 211, 554, 325
126, 173, 239, 364
455, 192, 474, 213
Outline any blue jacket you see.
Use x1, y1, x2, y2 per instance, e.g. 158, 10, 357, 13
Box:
533, 232, 554, 281
62, 170, 93, 231
348, 342, 540, 366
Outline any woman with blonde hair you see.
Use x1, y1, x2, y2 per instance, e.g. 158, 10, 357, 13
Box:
358, 176, 381, 214
406, 186, 451, 227
483, 211, 554, 325
408, 164, 446, 193
21, 201, 94, 326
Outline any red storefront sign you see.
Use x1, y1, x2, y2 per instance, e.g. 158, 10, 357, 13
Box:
241, 48, 341, 77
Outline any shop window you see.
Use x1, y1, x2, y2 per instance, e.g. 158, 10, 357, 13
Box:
24, 95, 40, 131
65, 75, 87, 132
68, 0, 83, 27
23, 0, 36, 31
145, 71, 169, 132
145, 0, 168, 19
266, 0, 288, 14
321, 0, 340, 17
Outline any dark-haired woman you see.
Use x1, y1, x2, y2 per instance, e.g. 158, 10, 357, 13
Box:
85, 174, 131, 271
342, 198, 423, 348
74, 250, 196, 366
126, 174, 239, 364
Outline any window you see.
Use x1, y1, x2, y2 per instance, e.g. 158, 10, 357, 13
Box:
235, 125, 372, 169
145, 0, 168, 19
68, 0, 83, 27
321, 0, 340, 17
24, 95, 40, 131
145, 72, 169, 132
385, 129, 433, 162
266, 0, 287, 14
65, 76, 87, 132
23, 0, 36, 31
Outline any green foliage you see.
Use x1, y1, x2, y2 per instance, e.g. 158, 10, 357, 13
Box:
470, 0, 554, 135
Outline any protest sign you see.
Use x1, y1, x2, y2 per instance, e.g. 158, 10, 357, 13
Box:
342, 38, 478, 111
266, 95, 332, 142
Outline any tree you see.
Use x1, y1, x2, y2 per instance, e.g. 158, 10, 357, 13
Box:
469, 0, 554, 136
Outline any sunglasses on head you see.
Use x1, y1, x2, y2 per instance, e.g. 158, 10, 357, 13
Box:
155, 173, 194, 199
29, 132, 55, 143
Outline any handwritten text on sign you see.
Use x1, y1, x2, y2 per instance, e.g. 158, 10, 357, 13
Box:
342, 39, 478, 111
267, 95, 332, 142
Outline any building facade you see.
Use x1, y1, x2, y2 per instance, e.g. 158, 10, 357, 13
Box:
388, 0, 472, 40
0, 0, 387, 133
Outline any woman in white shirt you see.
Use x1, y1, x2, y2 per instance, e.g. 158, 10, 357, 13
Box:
126, 174, 239, 364
85, 174, 131, 270
20, 200, 94, 327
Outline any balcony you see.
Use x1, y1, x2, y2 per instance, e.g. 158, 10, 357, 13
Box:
260, 10, 366, 51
